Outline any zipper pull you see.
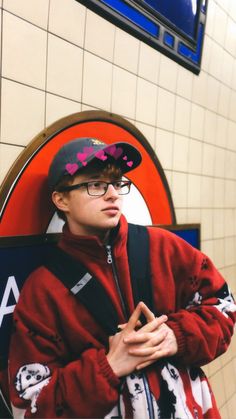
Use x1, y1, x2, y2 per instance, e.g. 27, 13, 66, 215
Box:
106, 245, 113, 264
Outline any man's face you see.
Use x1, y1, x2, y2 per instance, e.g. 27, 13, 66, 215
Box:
53, 171, 124, 239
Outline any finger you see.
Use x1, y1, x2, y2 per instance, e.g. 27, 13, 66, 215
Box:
125, 328, 168, 345
139, 303, 155, 322
117, 319, 142, 331
124, 316, 167, 342
124, 302, 146, 333
136, 349, 170, 369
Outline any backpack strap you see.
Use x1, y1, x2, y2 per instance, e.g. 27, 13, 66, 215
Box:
127, 224, 154, 318
44, 223, 153, 334
44, 246, 118, 335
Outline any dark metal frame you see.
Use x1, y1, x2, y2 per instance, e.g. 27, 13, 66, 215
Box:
76, 0, 208, 74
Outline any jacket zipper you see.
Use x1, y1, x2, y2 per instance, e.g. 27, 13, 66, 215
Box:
106, 245, 155, 418
105, 245, 128, 320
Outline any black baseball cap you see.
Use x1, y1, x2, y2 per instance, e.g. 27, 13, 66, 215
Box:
48, 137, 142, 190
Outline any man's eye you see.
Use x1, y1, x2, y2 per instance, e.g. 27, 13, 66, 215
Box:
114, 181, 122, 188
91, 182, 103, 188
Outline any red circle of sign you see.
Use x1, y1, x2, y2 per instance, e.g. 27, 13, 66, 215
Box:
0, 119, 174, 236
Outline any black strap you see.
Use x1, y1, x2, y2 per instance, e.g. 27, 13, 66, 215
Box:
127, 224, 154, 320
45, 246, 118, 335
44, 223, 152, 334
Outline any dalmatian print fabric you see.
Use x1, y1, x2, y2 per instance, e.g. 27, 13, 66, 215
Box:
14, 363, 51, 414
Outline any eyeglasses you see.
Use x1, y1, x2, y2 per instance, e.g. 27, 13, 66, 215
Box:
58, 180, 132, 196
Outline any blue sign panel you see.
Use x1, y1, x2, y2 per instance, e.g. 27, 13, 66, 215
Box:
78, 0, 208, 74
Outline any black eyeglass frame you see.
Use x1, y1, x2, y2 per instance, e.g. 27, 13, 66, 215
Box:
57, 180, 132, 196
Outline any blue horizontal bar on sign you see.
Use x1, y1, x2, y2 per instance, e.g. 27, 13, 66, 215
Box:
178, 23, 203, 64
164, 31, 175, 48
100, 0, 159, 37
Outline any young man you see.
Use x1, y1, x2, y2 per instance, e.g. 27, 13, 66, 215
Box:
9, 137, 236, 418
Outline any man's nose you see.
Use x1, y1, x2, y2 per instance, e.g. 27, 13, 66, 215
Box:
104, 183, 119, 199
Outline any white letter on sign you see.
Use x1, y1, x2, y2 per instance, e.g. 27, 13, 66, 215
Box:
0, 276, 20, 327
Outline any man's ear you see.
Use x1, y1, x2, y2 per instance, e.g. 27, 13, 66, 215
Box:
51, 191, 69, 212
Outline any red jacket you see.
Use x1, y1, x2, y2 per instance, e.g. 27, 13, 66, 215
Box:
9, 216, 236, 418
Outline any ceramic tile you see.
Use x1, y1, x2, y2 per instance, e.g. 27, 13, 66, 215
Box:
188, 139, 202, 174
201, 35, 211, 73
221, 50, 234, 87
156, 88, 175, 131
213, 238, 225, 268
225, 180, 236, 208
174, 97, 191, 136
136, 78, 157, 125
225, 236, 235, 266
158, 54, 178, 92
201, 209, 213, 240
224, 17, 236, 56
201, 240, 214, 262
231, 58, 236, 90
3, 0, 49, 28
49, 0, 86, 47
206, 75, 220, 113
186, 208, 201, 224
222, 361, 236, 400
225, 209, 235, 237
155, 128, 174, 170
47, 34, 83, 101
218, 84, 230, 118
114, 28, 139, 73
208, 42, 223, 81
111, 66, 137, 119
215, 115, 227, 148
176, 65, 193, 100
46, 94, 81, 127
203, 110, 217, 145
227, 120, 236, 151
213, 178, 225, 208
135, 122, 156, 149
213, 209, 225, 238
0, 143, 23, 183
225, 150, 236, 179
85, 9, 115, 60
205, 0, 216, 37
210, 370, 226, 408
202, 143, 215, 176
214, 147, 225, 178
2, 11, 47, 89
171, 172, 187, 208
228, 90, 236, 123
82, 51, 112, 110
172, 134, 189, 172
192, 71, 207, 107
190, 103, 205, 141
1, 79, 45, 146
201, 176, 214, 208
187, 174, 201, 207
138, 42, 160, 83
175, 208, 187, 224
213, 4, 228, 46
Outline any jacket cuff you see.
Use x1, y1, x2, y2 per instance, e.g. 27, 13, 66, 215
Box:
166, 320, 186, 357
97, 349, 121, 387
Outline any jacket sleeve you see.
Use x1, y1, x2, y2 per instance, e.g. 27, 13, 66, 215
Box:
8, 270, 120, 418
148, 227, 236, 367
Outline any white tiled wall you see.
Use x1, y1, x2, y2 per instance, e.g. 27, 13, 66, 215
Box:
0, 0, 236, 415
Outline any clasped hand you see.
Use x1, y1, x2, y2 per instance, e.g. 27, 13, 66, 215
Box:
106, 302, 178, 377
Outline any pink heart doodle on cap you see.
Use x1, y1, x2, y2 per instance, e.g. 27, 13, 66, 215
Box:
82, 162, 87, 166
127, 161, 133, 168
83, 147, 94, 156
106, 145, 123, 160
65, 163, 79, 175
77, 152, 88, 162
123, 156, 128, 161
95, 150, 107, 161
